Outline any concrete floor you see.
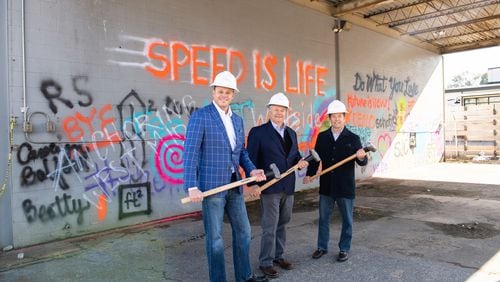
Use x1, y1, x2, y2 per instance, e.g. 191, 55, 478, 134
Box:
1, 163, 499, 281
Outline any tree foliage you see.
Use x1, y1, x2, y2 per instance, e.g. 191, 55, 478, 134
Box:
447, 71, 487, 89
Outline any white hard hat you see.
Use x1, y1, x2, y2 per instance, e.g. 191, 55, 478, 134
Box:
327, 100, 348, 114
210, 71, 239, 93
267, 92, 290, 108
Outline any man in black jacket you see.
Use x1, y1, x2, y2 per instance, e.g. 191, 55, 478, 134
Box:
304, 100, 367, 262
247, 93, 308, 278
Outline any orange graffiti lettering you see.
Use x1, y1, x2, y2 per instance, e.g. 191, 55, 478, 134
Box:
283, 55, 327, 96
229, 50, 247, 84
346, 111, 375, 128
211, 47, 228, 82
262, 54, 277, 91
142, 39, 331, 94
171, 41, 190, 81
145, 41, 170, 78
304, 63, 315, 96
253, 51, 261, 90
97, 194, 108, 222
315, 66, 327, 96
284, 55, 299, 94
191, 45, 210, 85
347, 94, 389, 110
62, 104, 120, 149
63, 117, 84, 141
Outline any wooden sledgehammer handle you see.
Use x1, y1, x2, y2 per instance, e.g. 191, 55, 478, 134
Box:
309, 153, 357, 181
181, 175, 260, 204
181, 164, 280, 204
246, 149, 320, 199
309, 144, 375, 181
243, 164, 300, 201
255, 163, 299, 193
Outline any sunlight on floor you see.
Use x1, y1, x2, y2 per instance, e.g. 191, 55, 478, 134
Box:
466, 250, 500, 282
374, 163, 500, 185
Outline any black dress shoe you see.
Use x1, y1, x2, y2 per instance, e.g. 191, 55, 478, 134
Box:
273, 258, 293, 270
312, 249, 328, 259
259, 265, 279, 278
337, 251, 348, 262
246, 274, 269, 282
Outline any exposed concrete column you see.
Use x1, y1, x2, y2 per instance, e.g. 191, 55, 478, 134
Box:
335, 31, 341, 100
0, 0, 14, 248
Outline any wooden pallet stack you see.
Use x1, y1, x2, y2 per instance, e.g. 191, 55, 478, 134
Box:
445, 104, 498, 160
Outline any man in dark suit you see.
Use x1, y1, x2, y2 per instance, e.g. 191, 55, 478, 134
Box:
183, 71, 268, 282
304, 100, 367, 263
247, 93, 308, 278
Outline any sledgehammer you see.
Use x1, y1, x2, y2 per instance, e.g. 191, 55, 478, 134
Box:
309, 143, 377, 181
181, 163, 281, 204
248, 149, 321, 197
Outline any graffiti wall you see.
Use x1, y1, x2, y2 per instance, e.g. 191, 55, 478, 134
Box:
4, 0, 443, 247
339, 26, 444, 178
6, 0, 338, 246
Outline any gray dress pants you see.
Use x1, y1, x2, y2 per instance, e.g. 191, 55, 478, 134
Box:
259, 192, 294, 267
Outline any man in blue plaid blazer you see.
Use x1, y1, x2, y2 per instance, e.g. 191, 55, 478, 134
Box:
183, 71, 267, 282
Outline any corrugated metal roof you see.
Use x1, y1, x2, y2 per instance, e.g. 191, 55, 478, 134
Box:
291, 0, 499, 54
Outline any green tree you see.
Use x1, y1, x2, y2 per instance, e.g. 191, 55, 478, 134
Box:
480, 73, 488, 84
447, 71, 487, 88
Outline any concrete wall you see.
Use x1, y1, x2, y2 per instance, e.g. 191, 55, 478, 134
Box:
339, 25, 444, 178
4, 0, 443, 247
7, 0, 336, 247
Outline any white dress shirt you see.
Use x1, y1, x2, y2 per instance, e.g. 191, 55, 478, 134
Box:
271, 120, 286, 139
332, 126, 344, 141
213, 101, 236, 151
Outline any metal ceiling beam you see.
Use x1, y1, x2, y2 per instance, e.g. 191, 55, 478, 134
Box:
403, 14, 500, 36
339, 13, 440, 53
364, 0, 433, 18
328, 0, 392, 16
424, 27, 500, 43
387, 0, 500, 28
287, 0, 496, 53
440, 37, 500, 53
288, 0, 335, 15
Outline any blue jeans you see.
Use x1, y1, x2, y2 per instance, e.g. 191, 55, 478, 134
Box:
202, 189, 252, 282
317, 194, 353, 253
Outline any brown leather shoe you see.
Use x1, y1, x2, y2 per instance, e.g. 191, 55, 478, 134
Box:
312, 249, 328, 259
259, 266, 279, 279
273, 258, 293, 270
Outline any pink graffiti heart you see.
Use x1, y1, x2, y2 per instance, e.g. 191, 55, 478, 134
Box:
377, 133, 391, 156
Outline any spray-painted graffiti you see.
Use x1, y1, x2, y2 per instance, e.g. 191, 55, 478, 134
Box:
347, 94, 389, 110
118, 183, 152, 220
352, 71, 419, 100
164, 95, 199, 117
26, 74, 203, 229
18, 143, 90, 189
117, 90, 147, 168
154, 134, 185, 185
375, 109, 397, 131
107, 35, 330, 96
22, 193, 91, 225
40, 76, 93, 114
346, 125, 372, 148
377, 133, 392, 157
62, 104, 122, 149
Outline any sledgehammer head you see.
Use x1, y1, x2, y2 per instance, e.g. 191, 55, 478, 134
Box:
363, 143, 377, 153
264, 163, 281, 179
305, 149, 321, 163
